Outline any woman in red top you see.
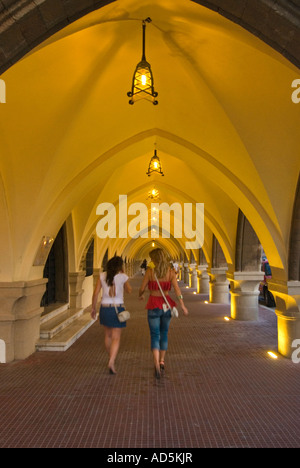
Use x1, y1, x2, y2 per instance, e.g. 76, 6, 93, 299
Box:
139, 248, 188, 378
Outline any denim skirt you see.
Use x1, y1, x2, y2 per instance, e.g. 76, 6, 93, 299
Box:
99, 305, 126, 328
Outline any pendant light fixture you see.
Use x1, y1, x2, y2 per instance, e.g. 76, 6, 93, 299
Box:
147, 187, 160, 200
146, 148, 164, 176
127, 17, 158, 105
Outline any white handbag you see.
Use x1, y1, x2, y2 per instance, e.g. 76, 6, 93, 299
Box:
113, 303, 130, 322
112, 288, 130, 322
154, 274, 178, 318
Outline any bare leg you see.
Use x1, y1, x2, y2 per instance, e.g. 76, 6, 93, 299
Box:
152, 348, 161, 378
152, 348, 160, 368
108, 328, 122, 374
159, 350, 166, 369
104, 327, 112, 354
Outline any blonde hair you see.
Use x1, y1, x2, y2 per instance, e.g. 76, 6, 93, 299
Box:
149, 248, 170, 279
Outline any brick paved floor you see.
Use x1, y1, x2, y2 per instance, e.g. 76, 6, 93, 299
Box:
0, 275, 300, 448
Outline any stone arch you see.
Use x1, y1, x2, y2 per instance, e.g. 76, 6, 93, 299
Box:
0, 0, 299, 76
191, 0, 300, 68
289, 175, 300, 281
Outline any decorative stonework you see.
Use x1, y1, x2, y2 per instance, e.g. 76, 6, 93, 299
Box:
0, 278, 47, 362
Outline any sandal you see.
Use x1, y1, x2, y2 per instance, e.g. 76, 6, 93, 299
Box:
159, 361, 165, 371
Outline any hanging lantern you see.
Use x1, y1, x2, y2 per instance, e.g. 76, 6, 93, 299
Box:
147, 188, 160, 200
127, 18, 158, 105
146, 149, 164, 176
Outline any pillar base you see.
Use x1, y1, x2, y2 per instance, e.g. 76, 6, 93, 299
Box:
228, 271, 264, 321
183, 263, 189, 285
269, 280, 300, 359
189, 263, 197, 288
208, 267, 229, 304
0, 278, 47, 362
69, 271, 85, 308
197, 264, 209, 294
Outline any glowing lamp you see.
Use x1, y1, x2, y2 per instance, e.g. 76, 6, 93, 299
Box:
127, 18, 158, 105
146, 149, 164, 176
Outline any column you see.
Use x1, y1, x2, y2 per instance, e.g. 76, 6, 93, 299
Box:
269, 279, 300, 359
196, 264, 209, 294
183, 263, 189, 285
208, 267, 229, 303
189, 263, 197, 288
178, 262, 183, 281
0, 278, 47, 362
69, 271, 85, 309
227, 271, 264, 321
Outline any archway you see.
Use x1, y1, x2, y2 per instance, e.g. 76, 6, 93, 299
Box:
0, 0, 299, 361
41, 223, 69, 308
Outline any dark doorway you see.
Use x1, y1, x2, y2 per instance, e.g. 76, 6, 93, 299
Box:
41, 224, 69, 307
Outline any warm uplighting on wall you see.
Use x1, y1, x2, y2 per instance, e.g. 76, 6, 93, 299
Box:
127, 17, 158, 105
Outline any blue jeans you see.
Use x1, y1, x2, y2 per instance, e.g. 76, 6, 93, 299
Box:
147, 308, 172, 351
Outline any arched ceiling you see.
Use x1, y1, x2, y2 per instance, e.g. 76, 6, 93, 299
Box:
0, 0, 299, 281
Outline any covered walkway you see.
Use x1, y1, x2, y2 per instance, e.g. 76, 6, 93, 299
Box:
1, 275, 299, 448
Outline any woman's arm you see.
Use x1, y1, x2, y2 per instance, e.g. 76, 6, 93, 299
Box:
91, 277, 102, 320
171, 270, 188, 315
139, 268, 151, 299
124, 279, 132, 294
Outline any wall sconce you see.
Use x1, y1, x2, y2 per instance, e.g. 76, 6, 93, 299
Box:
127, 17, 158, 105
146, 148, 164, 176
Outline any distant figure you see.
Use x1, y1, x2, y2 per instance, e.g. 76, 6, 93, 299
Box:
140, 259, 147, 276
172, 261, 179, 278
91, 256, 132, 375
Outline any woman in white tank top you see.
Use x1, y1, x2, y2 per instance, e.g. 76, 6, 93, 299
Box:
91, 256, 132, 374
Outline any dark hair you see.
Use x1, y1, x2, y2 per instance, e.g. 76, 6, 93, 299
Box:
106, 256, 123, 286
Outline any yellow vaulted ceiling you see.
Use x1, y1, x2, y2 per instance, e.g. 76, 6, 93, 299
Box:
0, 0, 299, 280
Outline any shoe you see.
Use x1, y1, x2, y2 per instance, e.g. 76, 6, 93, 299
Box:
109, 367, 116, 375
154, 366, 161, 379
159, 361, 165, 371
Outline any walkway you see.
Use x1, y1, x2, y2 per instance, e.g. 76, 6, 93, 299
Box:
0, 275, 300, 448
